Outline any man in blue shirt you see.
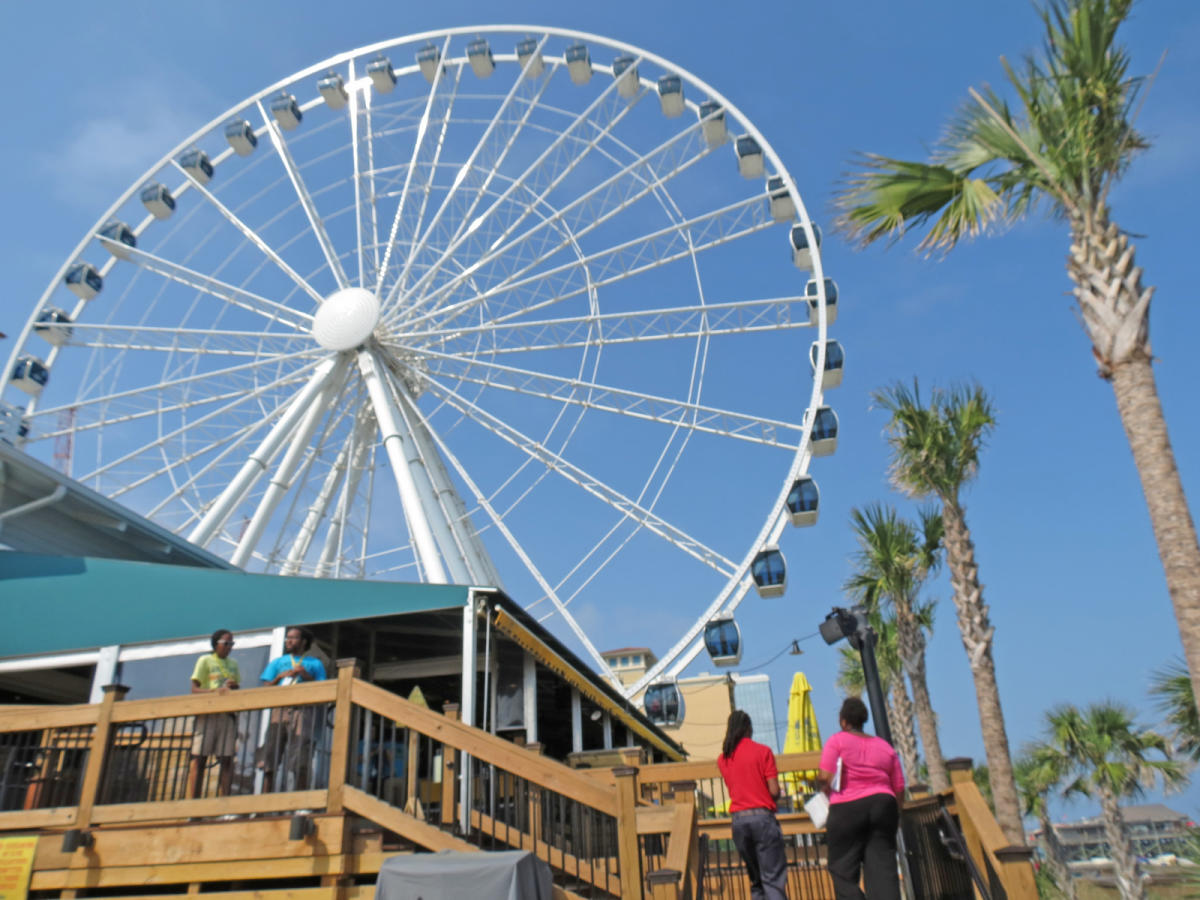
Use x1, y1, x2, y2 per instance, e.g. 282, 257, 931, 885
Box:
258, 626, 326, 792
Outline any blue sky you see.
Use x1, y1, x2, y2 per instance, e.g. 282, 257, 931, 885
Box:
3, 0, 1199, 825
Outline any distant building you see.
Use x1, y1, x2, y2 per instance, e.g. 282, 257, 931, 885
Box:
599, 648, 779, 760
1034, 804, 1193, 863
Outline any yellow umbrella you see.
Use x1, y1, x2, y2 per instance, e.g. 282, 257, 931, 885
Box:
781, 672, 821, 798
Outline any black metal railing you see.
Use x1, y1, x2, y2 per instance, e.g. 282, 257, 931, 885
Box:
96, 704, 333, 804
0, 726, 92, 811
899, 796, 984, 900
694, 827, 834, 899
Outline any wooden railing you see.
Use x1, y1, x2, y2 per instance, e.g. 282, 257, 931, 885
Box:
0, 673, 1036, 899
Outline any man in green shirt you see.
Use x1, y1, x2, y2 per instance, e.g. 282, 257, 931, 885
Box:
188, 629, 240, 798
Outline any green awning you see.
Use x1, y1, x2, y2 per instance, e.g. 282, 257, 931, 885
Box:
0, 552, 471, 658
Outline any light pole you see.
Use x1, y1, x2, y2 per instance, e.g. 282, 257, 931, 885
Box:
819, 606, 892, 745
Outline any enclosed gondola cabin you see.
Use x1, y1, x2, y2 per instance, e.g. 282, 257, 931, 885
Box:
367, 55, 396, 93
98, 221, 136, 259
657, 74, 684, 117
790, 223, 822, 270
0, 405, 30, 444
809, 406, 838, 457
34, 309, 73, 347
224, 119, 258, 156
11, 357, 49, 397
612, 55, 638, 99
751, 546, 786, 598
644, 681, 684, 727
140, 183, 176, 220
810, 340, 845, 390
704, 614, 742, 667
317, 71, 348, 109
806, 278, 838, 326
515, 38, 544, 77
767, 175, 794, 222
565, 43, 592, 84
270, 92, 302, 131
698, 100, 726, 147
467, 38, 495, 78
416, 44, 442, 82
786, 476, 819, 527
734, 134, 764, 179
64, 263, 102, 301
180, 149, 214, 185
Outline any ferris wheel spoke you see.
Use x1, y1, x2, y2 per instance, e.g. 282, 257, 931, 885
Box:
230, 358, 350, 566
400, 392, 616, 678
347, 59, 369, 289
187, 355, 346, 547
411, 194, 772, 333
421, 370, 736, 577
256, 101, 350, 291
404, 295, 811, 357
400, 36, 556, 294
169, 159, 325, 306
399, 56, 645, 308
399, 113, 712, 326
375, 35, 458, 301
315, 411, 375, 578
34, 346, 322, 424
408, 347, 801, 449
101, 243, 313, 330
62, 323, 313, 356
75, 356, 326, 489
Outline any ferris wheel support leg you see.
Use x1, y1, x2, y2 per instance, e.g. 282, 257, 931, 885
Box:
230, 357, 349, 568
281, 409, 365, 576
315, 418, 372, 578
356, 349, 449, 584
395, 386, 504, 588
187, 356, 342, 550
379, 365, 475, 585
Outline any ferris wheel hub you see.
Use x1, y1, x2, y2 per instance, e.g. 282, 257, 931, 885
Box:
311, 287, 381, 351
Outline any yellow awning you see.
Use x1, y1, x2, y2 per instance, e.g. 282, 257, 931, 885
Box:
492, 608, 684, 760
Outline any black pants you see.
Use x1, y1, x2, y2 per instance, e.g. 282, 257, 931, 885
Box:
825, 793, 900, 900
731, 809, 789, 899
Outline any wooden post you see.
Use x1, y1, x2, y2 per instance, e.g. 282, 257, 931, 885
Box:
440, 703, 459, 827
73, 684, 129, 830
326, 659, 359, 815
526, 741, 545, 849
613, 766, 643, 900
947, 756, 992, 898
994, 845, 1038, 899
403, 727, 421, 817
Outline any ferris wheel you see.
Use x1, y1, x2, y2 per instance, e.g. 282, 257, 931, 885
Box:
1, 26, 840, 708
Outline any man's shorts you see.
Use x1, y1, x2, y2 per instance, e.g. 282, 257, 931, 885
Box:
192, 713, 237, 758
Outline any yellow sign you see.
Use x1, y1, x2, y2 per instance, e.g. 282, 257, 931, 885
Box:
0, 836, 37, 900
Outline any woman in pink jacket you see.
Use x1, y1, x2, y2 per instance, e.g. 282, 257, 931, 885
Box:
817, 697, 904, 900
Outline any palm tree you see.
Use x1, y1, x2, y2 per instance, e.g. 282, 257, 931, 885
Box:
1042, 702, 1187, 900
871, 380, 1025, 842
836, 609, 923, 788
1015, 748, 1077, 900
833, 0, 1200, 721
846, 502, 949, 791
1149, 658, 1200, 762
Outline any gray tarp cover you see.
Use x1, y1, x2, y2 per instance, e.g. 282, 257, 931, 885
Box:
375, 850, 552, 900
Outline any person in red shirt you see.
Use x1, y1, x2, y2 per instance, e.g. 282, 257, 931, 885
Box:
717, 710, 789, 899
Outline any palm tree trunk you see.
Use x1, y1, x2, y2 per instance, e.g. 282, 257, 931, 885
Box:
1110, 359, 1200, 717
888, 679, 920, 788
1098, 786, 1143, 900
1071, 214, 1200, 718
941, 498, 1024, 843
1038, 811, 1077, 900
896, 612, 949, 792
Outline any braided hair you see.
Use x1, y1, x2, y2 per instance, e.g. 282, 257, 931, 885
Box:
721, 709, 753, 760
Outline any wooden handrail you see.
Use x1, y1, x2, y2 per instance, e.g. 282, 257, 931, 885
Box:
111, 682, 337, 722
597, 751, 824, 789
947, 761, 1038, 899
350, 679, 618, 816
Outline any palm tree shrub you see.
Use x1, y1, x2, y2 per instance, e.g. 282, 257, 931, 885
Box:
872, 380, 1024, 841
1149, 658, 1200, 762
846, 502, 949, 790
1016, 748, 1077, 900
834, 0, 1200, 723
1041, 702, 1187, 900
